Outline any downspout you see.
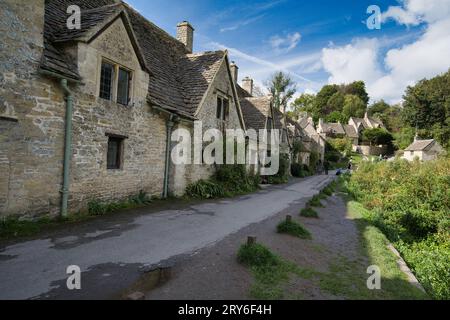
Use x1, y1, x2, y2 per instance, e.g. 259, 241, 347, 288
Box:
60, 79, 73, 217
163, 114, 176, 198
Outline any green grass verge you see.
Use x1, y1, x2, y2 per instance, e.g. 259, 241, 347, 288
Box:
300, 207, 319, 218
277, 219, 312, 239
237, 243, 316, 300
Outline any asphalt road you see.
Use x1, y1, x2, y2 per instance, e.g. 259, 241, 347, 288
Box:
0, 174, 335, 300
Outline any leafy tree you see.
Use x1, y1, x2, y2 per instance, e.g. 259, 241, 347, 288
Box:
325, 111, 345, 123
362, 128, 394, 146
341, 81, 370, 106
326, 91, 345, 114
369, 100, 390, 116
393, 126, 416, 150
314, 84, 339, 116
342, 95, 366, 122
402, 69, 450, 148
290, 93, 316, 120
266, 72, 297, 113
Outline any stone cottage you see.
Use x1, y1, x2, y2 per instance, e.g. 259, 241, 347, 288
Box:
317, 112, 387, 156
403, 138, 445, 162
0, 0, 246, 218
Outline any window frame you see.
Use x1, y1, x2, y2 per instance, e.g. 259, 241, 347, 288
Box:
99, 58, 133, 106
106, 133, 127, 170
216, 95, 230, 122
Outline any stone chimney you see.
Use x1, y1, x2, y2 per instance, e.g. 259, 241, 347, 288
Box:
242, 77, 254, 96
230, 61, 238, 83
177, 21, 194, 54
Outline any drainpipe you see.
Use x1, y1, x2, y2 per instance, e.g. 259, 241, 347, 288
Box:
60, 79, 73, 217
163, 114, 176, 198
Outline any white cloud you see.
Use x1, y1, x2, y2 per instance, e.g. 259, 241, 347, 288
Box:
269, 32, 302, 54
320, 0, 450, 103
220, 15, 265, 32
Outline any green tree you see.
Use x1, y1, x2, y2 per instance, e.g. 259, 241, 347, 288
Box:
369, 100, 390, 116
362, 128, 394, 146
342, 95, 366, 122
290, 93, 316, 120
266, 72, 297, 113
393, 126, 416, 150
342, 81, 370, 106
402, 69, 450, 148
325, 111, 344, 123
326, 91, 345, 114
314, 84, 339, 116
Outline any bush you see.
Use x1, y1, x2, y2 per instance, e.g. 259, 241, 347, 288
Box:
291, 163, 303, 177
308, 195, 324, 208
277, 219, 311, 239
186, 165, 260, 199
237, 243, 279, 267
345, 157, 450, 299
300, 207, 319, 218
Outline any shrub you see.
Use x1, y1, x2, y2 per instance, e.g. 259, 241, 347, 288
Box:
308, 195, 324, 208
237, 243, 279, 267
277, 219, 312, 239
291, 163, 303, 177
345, 157, 450, 299
186, 180, 225, 199
300, 207, 319, 218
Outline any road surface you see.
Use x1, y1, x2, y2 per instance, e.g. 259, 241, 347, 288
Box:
0, 174, 335, 300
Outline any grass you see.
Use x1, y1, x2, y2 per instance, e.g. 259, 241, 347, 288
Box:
0, 191, 155, 241
237, 243, 316, 299
277, 219, 312, 239
307, 195, 324, 208
300, 207, 319, 218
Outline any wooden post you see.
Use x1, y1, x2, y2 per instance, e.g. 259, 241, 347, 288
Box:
247, 236, 257, 245
286, 215, 292, 223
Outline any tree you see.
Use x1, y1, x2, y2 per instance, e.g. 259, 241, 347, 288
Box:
401, 69, 450, 148
326, 91, 345, 114
290, 93, 316, 120
325, 111, 345, 123
342, 95, 366, 122
362, 128, 393, 146
342, 81, 370, 106
266, 72, 297, 113
314, 84, 339, 116
369, 100, 390, 116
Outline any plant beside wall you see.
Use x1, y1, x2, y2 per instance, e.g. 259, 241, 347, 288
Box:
186, 164, 260, 199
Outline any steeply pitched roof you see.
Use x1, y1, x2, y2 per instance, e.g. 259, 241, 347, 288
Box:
405, 139, 436, 151
343, 125, 358, 138
322, 122, 345, 135
42, 0, 228, 119
239, 97, 272, 131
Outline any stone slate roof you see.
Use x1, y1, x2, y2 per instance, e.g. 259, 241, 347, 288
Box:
343, 125, 358, 138
239, 97, 272, 131
322, 122, 345, 135
405, 139, 436, 151
42, 0, 227, 118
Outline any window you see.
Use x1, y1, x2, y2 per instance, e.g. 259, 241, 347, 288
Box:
99, 60, 133, 105
107, 136, 124, 170
267, 117, 273, 130
117, 68, 131, 105
100, 62, 114, 100
216, 96, 229, 121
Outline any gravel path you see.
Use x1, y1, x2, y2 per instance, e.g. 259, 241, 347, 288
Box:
145, 189, 370, 300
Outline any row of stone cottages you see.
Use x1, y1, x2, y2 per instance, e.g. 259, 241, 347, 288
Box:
0, 0, 324, 219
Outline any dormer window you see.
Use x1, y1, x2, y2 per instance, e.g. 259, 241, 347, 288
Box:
216, 96, 229, 121
99, 60, 133, 106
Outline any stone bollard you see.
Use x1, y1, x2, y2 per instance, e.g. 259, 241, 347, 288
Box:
286, 215, 292, 223
247, 236, 257, 245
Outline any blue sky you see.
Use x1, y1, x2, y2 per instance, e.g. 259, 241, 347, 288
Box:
127, 0, 450, 104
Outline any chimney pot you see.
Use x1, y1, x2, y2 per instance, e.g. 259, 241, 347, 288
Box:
230, 61, 239, 83
242, 77, 254, 96
177, 21, 194, 54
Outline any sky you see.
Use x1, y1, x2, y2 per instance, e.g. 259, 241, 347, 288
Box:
126, 0, 450, 104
